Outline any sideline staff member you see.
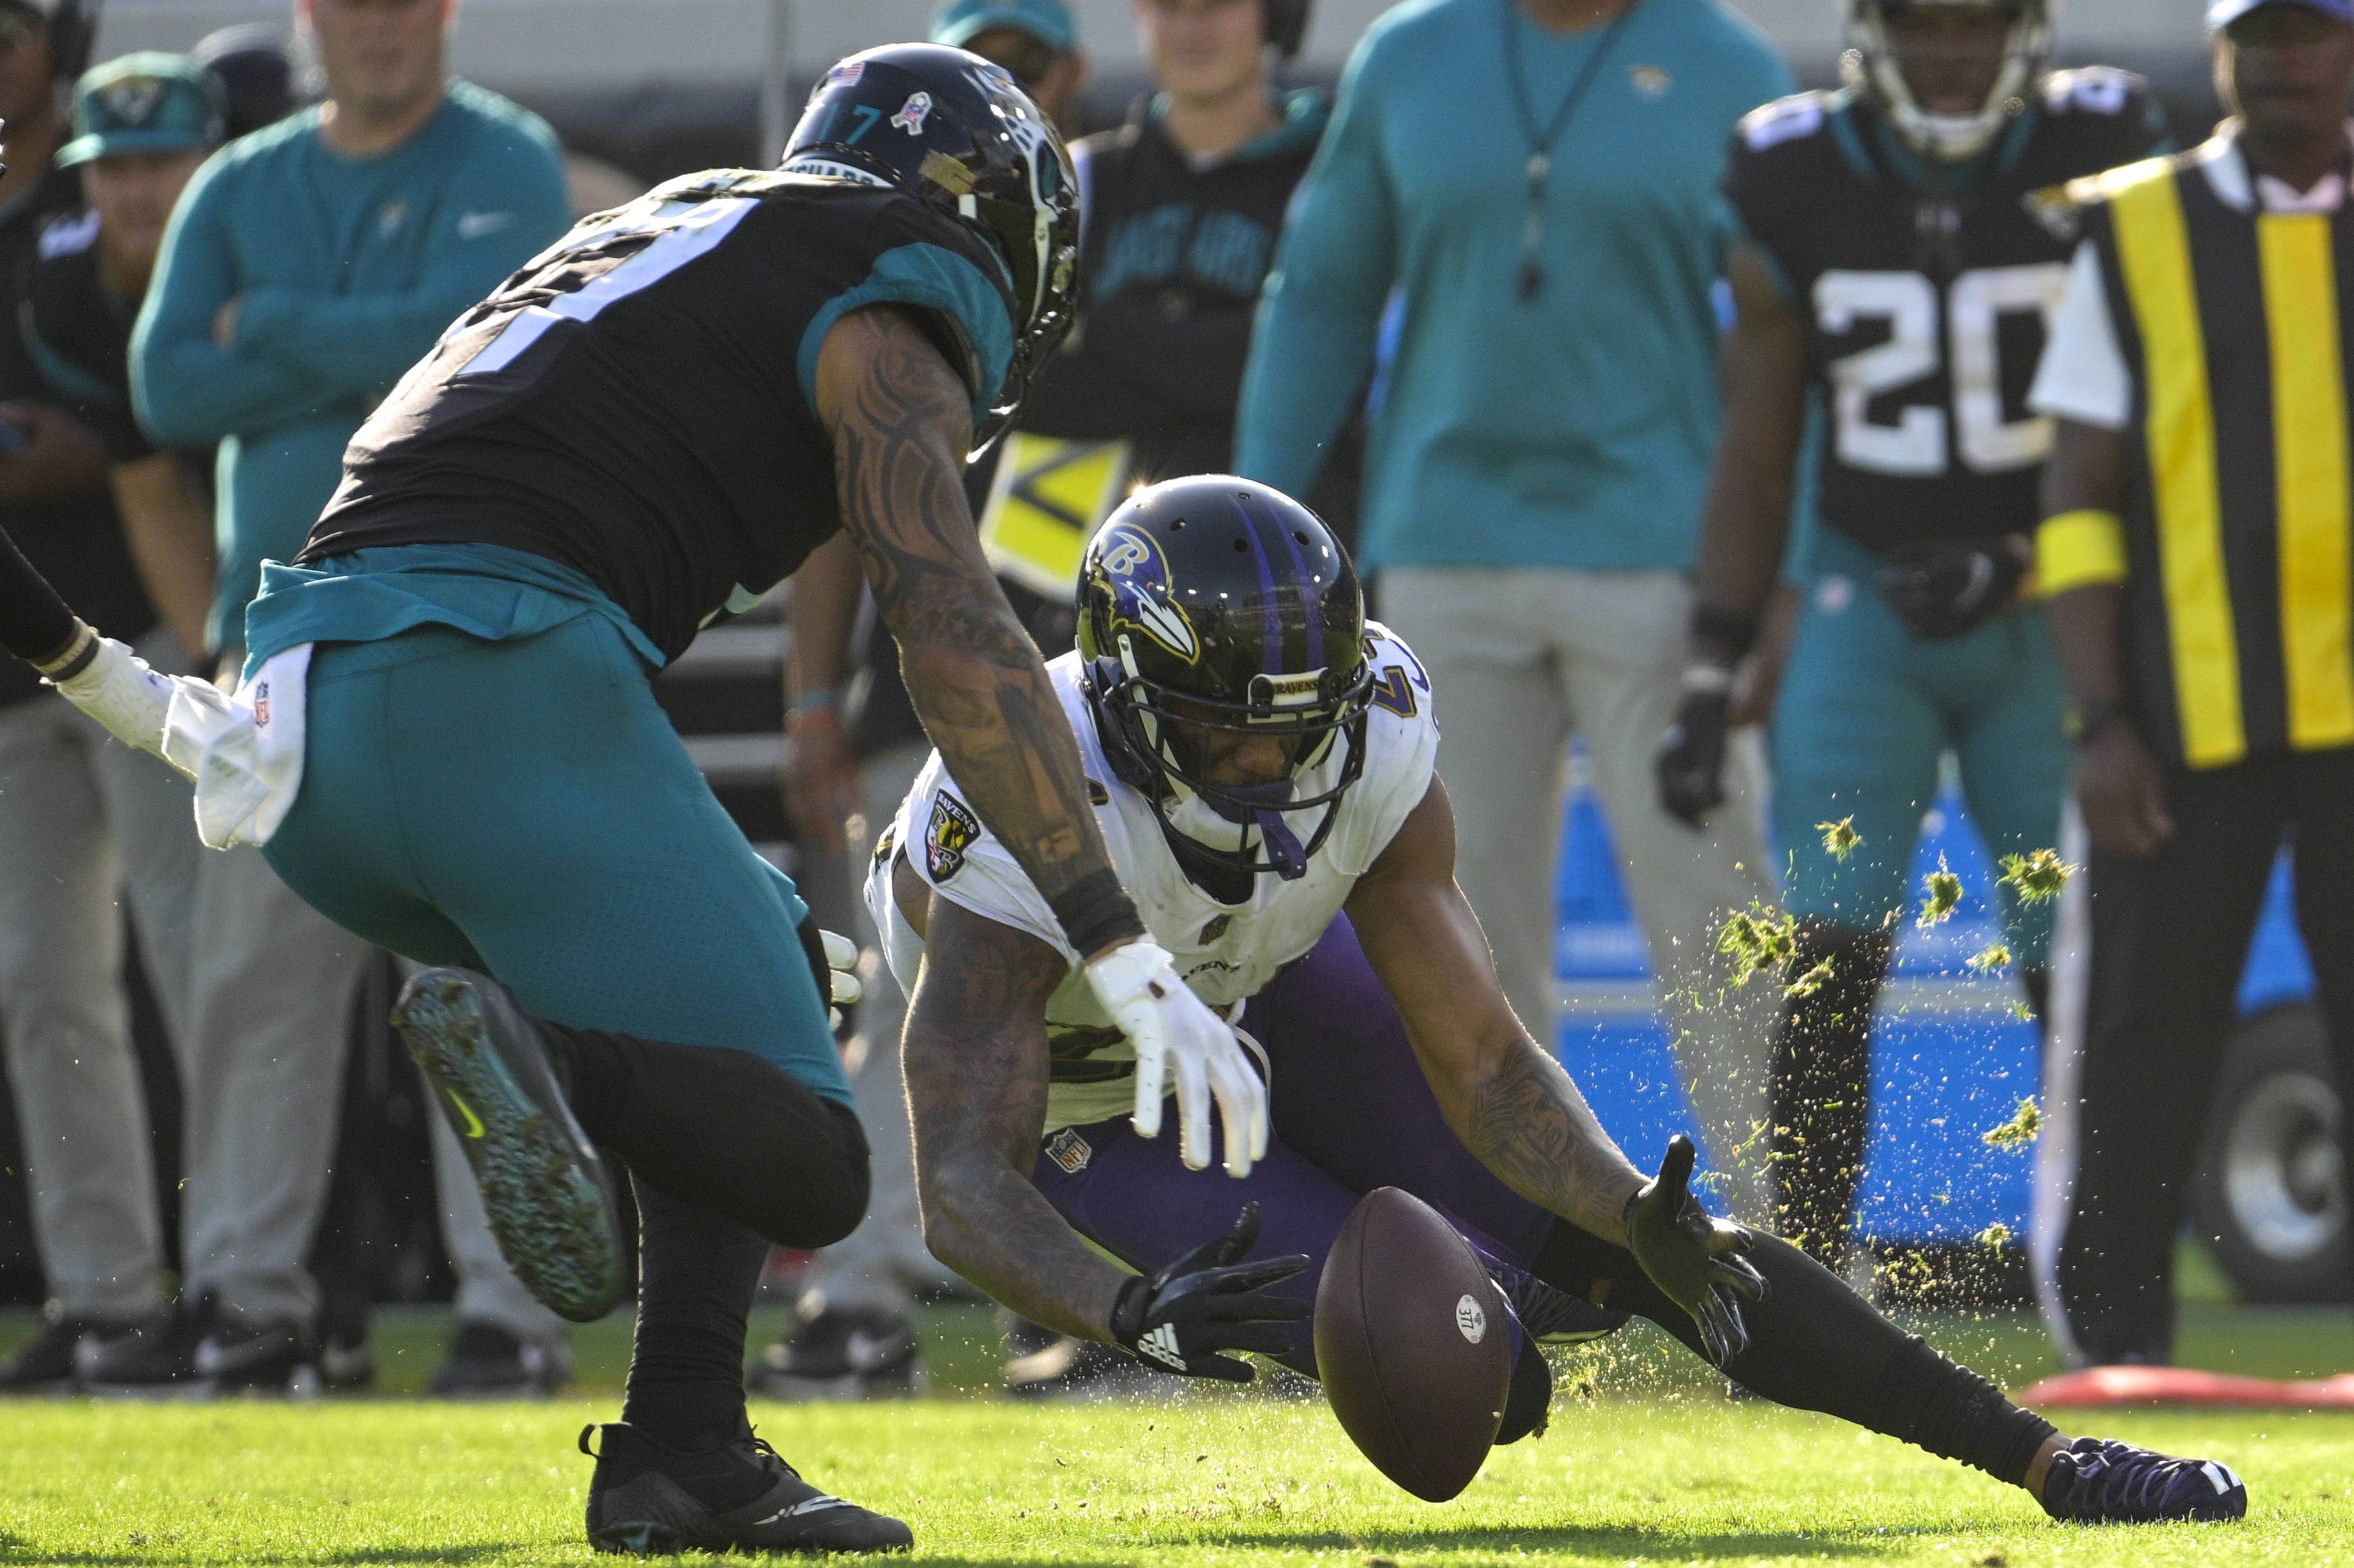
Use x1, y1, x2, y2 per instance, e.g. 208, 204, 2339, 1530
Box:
2032, 0, 2354, 1367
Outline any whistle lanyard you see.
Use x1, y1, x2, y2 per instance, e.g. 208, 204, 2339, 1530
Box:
1501, 0, 1644, 303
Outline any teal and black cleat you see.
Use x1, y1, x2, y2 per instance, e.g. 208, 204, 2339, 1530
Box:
582, 1421, 913, 1556
390, 967, 623, 1323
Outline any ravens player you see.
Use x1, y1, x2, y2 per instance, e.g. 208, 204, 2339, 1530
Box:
1656, 0, 2168, 1267
875, 474, 2243, 1523
0, 45, 1267, 1556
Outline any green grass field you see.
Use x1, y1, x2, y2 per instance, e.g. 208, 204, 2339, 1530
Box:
3, 1294, 2353, 1567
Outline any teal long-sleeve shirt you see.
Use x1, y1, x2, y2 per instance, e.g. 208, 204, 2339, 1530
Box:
1234, 0, 1790, 575
131, 80, 570, 649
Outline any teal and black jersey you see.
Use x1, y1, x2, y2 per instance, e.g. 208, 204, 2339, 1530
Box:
304, 171, 1018, 663
1724, 73, 2165, 556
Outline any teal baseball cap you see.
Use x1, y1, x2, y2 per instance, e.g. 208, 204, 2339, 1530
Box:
929, 0, 1077, 56
56, 53, 227, 169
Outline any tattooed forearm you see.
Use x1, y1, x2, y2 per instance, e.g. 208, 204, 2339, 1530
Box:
1349, 778, 1647, 1244
1464, 1043, 1645, 1244
817, 306, 1110, 906
903, 897, 1130, 1341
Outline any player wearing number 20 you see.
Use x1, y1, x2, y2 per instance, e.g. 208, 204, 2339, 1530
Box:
1658, 0, 2168, 1266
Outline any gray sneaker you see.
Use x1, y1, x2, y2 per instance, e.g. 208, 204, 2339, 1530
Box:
391, 968, 624, 1323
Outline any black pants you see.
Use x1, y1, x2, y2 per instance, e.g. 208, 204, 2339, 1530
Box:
2058, 744, 2354, 1363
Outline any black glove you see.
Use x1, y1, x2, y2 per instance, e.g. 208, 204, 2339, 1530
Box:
1108, 1202, 1309, 1383
1623, 1135, 1768, 1367
1876, 539, 2029, 640
1655, 665, 1733, 828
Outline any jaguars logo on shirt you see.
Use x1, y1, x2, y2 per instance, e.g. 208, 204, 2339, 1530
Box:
925, 793, 981, 882
1087, 522, 1197, 663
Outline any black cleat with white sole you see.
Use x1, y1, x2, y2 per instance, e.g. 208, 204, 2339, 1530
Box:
390, 968, 623, 1323
582, 1421, 913, 1555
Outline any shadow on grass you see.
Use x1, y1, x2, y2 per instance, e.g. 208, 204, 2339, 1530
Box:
915, 1524, 1900, 1563
0, 1545, 516, 1566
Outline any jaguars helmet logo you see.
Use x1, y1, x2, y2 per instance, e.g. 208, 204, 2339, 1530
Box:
100, 76, 165, 126
1088, 523, 1199, 664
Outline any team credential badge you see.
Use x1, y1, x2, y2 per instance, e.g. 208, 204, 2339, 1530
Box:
1045, 1128, 1092, 1174
890, 91, 933, 135
925, 793, 980, 881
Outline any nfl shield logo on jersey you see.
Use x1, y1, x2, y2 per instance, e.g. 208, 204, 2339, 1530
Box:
1045, 1128, 1092, 1174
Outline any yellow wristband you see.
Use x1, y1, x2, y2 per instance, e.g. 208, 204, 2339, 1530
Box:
2037, 509, 2128, 596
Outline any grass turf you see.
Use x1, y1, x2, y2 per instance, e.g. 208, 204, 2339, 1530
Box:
2, 1300, 2351, 1567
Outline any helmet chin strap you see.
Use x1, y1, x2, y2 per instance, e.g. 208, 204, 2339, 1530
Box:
1163, 779, 1311, 882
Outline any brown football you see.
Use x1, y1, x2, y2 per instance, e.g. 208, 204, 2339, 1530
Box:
1313, 1186, 1511, 1501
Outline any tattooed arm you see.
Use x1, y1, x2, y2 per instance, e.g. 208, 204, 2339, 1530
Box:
901, 886, 1133, 1340
814, 306, 1121, 937
1345, 777, 1647, 1244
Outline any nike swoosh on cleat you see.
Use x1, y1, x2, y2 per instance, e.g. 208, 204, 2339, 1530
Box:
444, 1088, 487, 1139
754, 1497, 854, 1523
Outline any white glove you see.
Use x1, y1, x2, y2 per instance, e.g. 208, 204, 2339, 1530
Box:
48, 633, 183, 770
821, 928, 862, 1029
1085, 939, 1267, 1177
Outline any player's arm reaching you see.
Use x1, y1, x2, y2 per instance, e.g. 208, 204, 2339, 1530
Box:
814, 303, 1266, 1176
901, 884, 1308, 1377
1345, 777, 1768, 1364
1657, 239, 1807, 826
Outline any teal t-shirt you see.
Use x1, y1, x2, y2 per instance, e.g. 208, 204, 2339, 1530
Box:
1235, 0, 1792, 574
130, 81, 572, 651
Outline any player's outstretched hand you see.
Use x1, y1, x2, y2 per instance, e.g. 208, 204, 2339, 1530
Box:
1088, 938, 1267, 1177
1624, 1135, 1768, 1367
1108, 1202, 1309, 1383
1655, 664, 1732, 827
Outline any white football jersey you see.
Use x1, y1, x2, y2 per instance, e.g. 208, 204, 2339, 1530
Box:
865, 624, 1440, 1132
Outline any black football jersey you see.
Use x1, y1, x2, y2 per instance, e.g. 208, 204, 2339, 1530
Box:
303, 171, 1018, 662
1724, 71, 2167, 555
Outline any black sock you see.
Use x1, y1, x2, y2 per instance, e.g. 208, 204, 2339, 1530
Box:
1770, 926, 1891, 1264
1535, 1224, 2055, 1486
539, 1023, 869, 1248
619, 1177, 768, 1471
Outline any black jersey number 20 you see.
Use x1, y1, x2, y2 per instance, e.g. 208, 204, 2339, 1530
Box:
1814, 263, 2069, 478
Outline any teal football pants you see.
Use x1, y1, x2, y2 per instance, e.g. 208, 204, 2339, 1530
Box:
261, 612, 852, 1108
1771, 533, 2068, 964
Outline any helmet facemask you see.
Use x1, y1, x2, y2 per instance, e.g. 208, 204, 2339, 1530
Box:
1844, 0, 2049, 162
1089, 645, 1374, 882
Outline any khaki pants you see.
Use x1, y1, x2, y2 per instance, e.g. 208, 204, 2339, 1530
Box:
1378, 566, 1780, 1222
0, 684, 200, 1319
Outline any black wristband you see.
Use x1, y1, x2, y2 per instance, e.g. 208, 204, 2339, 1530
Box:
1108, 1273, 1149, 1346
1049, 866, 1146, 958
0, 526, 78, 666
1690, 602, 1759, 659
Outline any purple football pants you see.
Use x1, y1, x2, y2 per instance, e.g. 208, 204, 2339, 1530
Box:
1031, 914, 1558, 1375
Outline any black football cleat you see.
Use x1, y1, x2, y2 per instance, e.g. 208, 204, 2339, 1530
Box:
2041, 1436, 2248, 1524
391, 968, 623, 1323
581, 1421, 913, 1555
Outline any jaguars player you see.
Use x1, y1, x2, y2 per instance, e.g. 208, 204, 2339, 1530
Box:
1656, 0, 2169, 1267
874, 474, 2241, 1523
0, 44, 1266, 1558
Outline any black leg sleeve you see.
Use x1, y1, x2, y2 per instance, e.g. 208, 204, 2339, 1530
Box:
1536, 1222, 2055, 1487
1770, 924, 1891, 1265
544, 1024, 870, 1249
621, 1177, 769, 1462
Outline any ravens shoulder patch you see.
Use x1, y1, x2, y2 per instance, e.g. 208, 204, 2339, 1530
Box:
925, 793, 981, 881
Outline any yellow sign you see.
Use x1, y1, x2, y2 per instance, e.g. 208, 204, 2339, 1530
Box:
977, 433, 1132, 600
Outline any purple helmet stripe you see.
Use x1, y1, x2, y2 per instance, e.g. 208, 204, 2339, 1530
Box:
1237, 493, 1282, 678
1271, 511, 1323, 674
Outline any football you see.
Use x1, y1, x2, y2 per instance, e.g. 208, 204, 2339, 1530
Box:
1314, 1186, 1513, 1502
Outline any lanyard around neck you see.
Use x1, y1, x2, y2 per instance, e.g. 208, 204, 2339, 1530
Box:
1502, 0, 1645, 303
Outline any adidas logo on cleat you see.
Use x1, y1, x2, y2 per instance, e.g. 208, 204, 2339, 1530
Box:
1137, 1323, 1186, 1371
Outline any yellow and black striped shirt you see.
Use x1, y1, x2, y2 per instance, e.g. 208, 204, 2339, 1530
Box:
2064, 147, 2354, 769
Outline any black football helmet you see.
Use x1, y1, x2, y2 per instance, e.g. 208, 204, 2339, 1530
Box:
1078, 477, 1374, 882
781, 44, 1079, 447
